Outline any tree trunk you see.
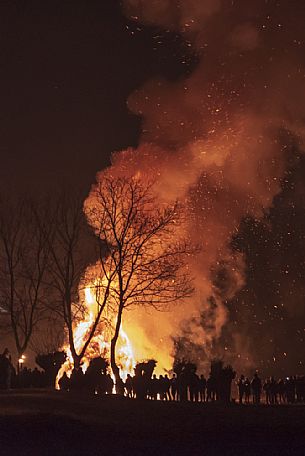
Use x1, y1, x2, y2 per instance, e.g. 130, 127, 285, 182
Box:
110, 338, 120, 381
72, 354, 81, 370
17, 351, 23, 375
110, 303, 124, 394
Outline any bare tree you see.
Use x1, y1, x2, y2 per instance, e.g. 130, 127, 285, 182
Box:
84, 176, 194, 386
0, 198, 52, 364
30, 314, 64, 356
46, 192, 117, 369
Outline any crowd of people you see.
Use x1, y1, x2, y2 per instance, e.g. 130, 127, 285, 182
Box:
123, 372, 207, 402
236, 373, 305, 405
1, 348, 305, 406
0, 348, 50, 389
59, 368, 114, 395
58, 360, 305, 405
120, 372, 305, 404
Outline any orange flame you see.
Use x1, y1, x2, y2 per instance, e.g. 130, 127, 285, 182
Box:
56, 283, 136, 389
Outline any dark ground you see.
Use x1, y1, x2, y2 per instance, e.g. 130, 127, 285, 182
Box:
0, 390, 304, 456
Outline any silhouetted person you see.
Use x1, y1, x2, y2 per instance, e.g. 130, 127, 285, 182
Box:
134, 360, 156, 400
163, 374, 171, 401
295, 376, 301, 402
199, 375, 206, 402
125, 374, 133, 398
170, 374, 178, 401
237, 375, 245, 404
244, 378, 251, 404
70, 367, 84, 391
158, 375, 167, 401
206, 375, 216, 401
0, 348, 13, 390
263, 378, 271, 404
178, 371, 188, 402
286, 376, 296, 403
35, 351, 66, 387
97, 373, 107, 395
269, 377, 278, 404
59, 372, 70, 391
277, 378, 286, 404
218, 365, 235, 403
106, 374, 114, 394
189, 371, 200, 402
251, 373, 262, 405
115, 376, 124, 395
31, 367, 43, 388
150, 374, 158, 400
295, 375, 305, 402
85, 359, 104, 394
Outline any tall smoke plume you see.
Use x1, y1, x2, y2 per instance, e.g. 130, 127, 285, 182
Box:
87, 0, 305, 372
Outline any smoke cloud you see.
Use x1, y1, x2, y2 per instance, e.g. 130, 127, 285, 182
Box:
122, 0, 221, 32
88, 0, 305, 372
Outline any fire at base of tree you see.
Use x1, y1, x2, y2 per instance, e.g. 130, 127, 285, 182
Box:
0, 174, 195, 387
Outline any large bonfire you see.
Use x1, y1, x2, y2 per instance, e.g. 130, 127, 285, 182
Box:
56, 174, 192, 388
56, 279, 136, 388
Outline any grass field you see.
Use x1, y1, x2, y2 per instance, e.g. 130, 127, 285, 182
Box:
0, 390, 304, 455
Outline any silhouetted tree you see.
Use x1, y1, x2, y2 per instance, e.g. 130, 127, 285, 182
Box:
0, 197, 52, 365
45, 191, 111, 370
85, 175, 195, 387
30, 315, 64, 356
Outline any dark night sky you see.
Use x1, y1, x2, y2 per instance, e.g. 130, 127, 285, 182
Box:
1, 0, 305, 374
0, 0, 166, 191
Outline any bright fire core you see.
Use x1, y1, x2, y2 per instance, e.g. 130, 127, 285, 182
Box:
56, 284, 136, 388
